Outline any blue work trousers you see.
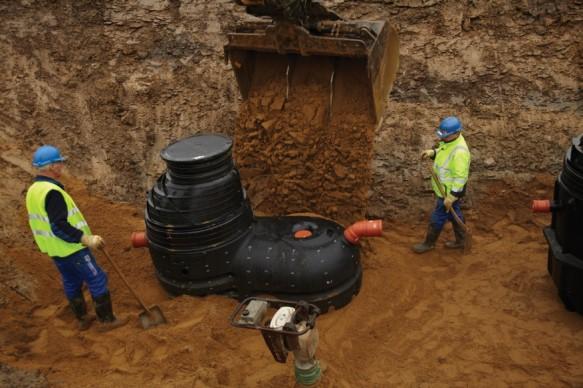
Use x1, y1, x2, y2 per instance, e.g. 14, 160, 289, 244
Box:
52, 248, 108, 300
430, 197, 464, 231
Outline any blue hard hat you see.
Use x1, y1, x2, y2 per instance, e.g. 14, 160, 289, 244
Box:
436, 116, 463, 139
32, 145, 66, 167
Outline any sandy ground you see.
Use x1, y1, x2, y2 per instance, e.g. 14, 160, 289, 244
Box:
1, 175, 582, 387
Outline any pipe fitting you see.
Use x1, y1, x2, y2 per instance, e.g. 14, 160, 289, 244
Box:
131, 231, 148, 248
344, 220, 383, 244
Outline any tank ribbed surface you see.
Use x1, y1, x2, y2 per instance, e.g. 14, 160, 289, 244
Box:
144, 134, 363, 312
545, 134, 583, 314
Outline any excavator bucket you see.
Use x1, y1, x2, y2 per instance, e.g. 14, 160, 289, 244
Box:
224, 19, 399, 123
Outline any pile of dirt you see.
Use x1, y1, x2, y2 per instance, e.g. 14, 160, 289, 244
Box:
234, 54, 377, 223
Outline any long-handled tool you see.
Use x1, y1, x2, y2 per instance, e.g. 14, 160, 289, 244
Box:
429, 169, 473, 254
100, 247, 167, 329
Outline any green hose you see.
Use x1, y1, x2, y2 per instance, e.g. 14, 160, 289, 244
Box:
294, 360, 321, 386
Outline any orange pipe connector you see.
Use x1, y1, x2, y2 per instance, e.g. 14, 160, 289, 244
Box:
131, 231, 148, 248
344, 220, 383, 244
532, 200, 552, 213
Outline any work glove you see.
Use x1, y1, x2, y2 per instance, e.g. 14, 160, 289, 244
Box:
444, 194, 457, 211
421, 149, 435, 159
81, 234, 105, 250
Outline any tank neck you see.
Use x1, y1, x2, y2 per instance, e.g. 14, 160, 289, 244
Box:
160, 134, 234, 184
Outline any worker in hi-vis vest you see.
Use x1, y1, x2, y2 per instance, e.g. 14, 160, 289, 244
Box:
413, 116, 471, 253
26, 145, 127, 332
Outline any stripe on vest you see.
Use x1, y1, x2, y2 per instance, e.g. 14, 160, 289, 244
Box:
32, 230, 55, 237
74, 221, 88, 229
29, 214, 50, 222
436, 146, 469, 170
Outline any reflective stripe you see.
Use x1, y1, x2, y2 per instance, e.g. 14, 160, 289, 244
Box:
32, 230, 55, 237
29, 214, 50, 222
74, 221, 88, 229
68, 208, 80, 217
439, 176, 467, 183
435, 146, 468, 170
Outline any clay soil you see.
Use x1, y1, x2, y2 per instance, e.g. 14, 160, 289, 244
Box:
1, 0, 582, 387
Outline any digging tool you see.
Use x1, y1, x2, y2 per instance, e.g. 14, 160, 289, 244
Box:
429, 169, 473, 254
99, 247, 167, 329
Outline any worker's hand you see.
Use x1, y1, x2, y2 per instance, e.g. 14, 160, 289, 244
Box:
444, 195, 457, 211
81, 234, 105, 250
421, 149, 435, 159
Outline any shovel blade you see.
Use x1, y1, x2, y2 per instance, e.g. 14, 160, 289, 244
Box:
139, 306, 167, 329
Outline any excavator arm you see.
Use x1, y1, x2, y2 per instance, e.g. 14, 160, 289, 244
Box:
236, 0, 341, 27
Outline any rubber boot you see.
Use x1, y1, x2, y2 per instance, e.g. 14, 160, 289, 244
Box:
69, 294, 96, 331
445, 221, 465, 249
94, 292, 128, 332
412, 224, 441, 254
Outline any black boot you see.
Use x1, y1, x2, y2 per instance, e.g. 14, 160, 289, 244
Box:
445, 221, 465, 249
412, 224, 441, 254
93, 292, 128, 332
68, 294, 95, 331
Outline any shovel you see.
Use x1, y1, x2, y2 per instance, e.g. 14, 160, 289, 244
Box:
429, 169, 473, 254
100, 247, 167, 329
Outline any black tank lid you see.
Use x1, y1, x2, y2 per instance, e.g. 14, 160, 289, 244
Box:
161, 134, 232, 164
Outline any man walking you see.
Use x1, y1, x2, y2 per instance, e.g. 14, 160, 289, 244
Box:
413, 116, 471, 253
26, 145, 127, 331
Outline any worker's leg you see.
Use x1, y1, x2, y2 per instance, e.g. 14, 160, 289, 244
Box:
70, 248, 109, 299
53, 257, 84, 299
53, 257, 94, 330
72, 248, 128, 331
445, 201, 465, 249
412, 198, 447, 254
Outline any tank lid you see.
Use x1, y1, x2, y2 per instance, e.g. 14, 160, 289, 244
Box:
161, 134, 233, 163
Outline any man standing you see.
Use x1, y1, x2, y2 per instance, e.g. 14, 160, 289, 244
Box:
413, 116, 471, 253
26, 145, 127, 331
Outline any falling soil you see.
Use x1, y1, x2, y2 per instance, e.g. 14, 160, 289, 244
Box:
234, 53, 377, 224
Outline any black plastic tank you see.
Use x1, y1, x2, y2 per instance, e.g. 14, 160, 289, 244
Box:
144, 134, 364, 312
543, 134, 583, 313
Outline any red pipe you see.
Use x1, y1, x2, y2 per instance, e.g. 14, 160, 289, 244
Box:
344, 220, 383, 244
532, 200, 552, 213
131, 231, 148, 248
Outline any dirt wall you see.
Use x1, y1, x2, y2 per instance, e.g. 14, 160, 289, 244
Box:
1, 0, 580, 226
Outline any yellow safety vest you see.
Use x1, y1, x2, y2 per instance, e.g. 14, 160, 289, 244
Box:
432, 134, 471, 198
26, 181, 91, 258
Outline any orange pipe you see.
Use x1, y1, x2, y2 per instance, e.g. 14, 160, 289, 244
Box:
131, 231, 148, 248
531, 200, 552, 213
344, 220, 383, 244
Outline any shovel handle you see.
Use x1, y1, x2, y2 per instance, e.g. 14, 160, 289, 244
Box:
429, 169, 469, 233
100, 247, 151, 314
